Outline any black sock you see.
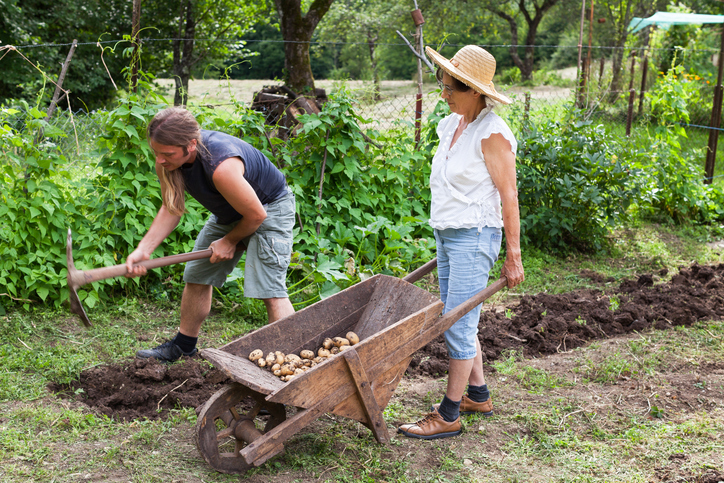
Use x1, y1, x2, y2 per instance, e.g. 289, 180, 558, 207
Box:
467, 384, 490, 403
437, 395, 461, 422
172, 332, 197, 354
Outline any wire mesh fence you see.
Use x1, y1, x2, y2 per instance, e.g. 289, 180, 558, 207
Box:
4, 40, 722, 180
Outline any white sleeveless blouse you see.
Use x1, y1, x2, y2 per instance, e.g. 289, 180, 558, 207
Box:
429, 106, 517, 231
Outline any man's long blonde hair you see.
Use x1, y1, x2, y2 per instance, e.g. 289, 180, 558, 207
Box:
147, 108, 202, 216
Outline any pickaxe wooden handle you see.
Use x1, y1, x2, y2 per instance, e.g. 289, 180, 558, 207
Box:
66, 228, 245, 328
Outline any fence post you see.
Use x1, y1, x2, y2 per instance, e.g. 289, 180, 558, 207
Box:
599, 56, 605, 86
46, 39, 78, 120
705, 24, 724, 184
626, 51, 637, 137
523, 92, 531, 132
411, 6, 425, 145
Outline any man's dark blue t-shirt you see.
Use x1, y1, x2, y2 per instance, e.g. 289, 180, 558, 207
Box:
180, 130, 287, 225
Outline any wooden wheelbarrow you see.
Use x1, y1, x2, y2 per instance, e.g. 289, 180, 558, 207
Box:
195, 259, 507, 474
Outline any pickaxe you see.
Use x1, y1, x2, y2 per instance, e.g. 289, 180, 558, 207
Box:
66, 228, 245, 327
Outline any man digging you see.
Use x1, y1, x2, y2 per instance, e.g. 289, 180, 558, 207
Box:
125, 107, 296, 363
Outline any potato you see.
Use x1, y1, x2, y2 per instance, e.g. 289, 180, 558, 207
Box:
248, 349, 263, 362
346, 332, 360, 345
294, 368, 305, 375
274, 351, 285, 365
318, 348, 331, 358
286, 375, 296, 382
271, 363, 281, 372
302, 359, 312, 367
339, 345, 349, 352
313, 356, 324, 364
266, 352, 277, 365
285, 354, 302, 364
257, 358, 267, 368
330, 346, 340, 355
322, 338, 335, 350
300, 349, 315, 360
310, 361, 317, 367
333, 337, 350, 347
273, 369, 282, 377
280, 364, 295, 376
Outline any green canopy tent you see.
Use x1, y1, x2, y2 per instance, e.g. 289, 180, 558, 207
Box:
628, 12, 724, 183
630, 12, 724, 33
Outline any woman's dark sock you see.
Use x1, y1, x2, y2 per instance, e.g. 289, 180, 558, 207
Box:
437, 395, 461, 422
467, 384, 490, 403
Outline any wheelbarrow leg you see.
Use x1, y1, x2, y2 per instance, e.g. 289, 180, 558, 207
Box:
342, 349, 390, 443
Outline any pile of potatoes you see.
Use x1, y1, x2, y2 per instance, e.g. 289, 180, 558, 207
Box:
248, 332, 360, 382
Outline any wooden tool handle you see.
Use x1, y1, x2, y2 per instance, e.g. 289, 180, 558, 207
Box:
69, 245, 245, 288
69, 249, 212, 287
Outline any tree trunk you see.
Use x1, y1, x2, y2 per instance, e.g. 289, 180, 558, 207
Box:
490, 0, 559, 82
606, 0, 636, 103
274, 0, 335, 93
172, 0, 197, 106
367, 31, 380, 101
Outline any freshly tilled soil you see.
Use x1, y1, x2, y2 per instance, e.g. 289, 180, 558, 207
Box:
50, 263, 724, 422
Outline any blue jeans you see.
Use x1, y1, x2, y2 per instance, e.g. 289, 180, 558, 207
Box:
435, 227, 502, 360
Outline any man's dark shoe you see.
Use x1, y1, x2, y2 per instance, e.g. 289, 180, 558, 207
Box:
432, 395, 494, 416
397, 409, 462, 440
136, 340, 197, 363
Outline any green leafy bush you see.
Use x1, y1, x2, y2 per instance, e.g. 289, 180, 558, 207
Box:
0, 85, 438, 314
517, 119, 643, 253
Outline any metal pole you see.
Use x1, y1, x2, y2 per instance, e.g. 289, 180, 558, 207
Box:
705, 25, 724, 184
626, 52, 637, 137
576, 0, 586, 107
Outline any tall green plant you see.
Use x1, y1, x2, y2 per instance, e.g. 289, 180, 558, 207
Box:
641, 61, 724, 224
517, 118, 643, 253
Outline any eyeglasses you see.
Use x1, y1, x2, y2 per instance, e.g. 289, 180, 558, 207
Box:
439, 83, 456, 95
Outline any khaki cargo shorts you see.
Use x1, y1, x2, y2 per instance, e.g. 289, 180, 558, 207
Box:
183, 190, 295, 299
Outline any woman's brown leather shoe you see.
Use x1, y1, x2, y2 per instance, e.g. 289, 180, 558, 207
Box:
397, 409, 462, 440
432, 395, 494, 416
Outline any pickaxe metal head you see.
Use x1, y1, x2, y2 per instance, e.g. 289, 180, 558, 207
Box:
66, 228, 92, 328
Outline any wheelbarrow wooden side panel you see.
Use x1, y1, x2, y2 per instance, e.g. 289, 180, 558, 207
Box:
208, 275, 439, 395
218, 274, 379, 359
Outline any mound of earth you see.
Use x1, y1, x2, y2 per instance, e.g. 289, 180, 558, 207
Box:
408, 263, 724, 376
50, 263, 724, 421
49, 358, 231, 421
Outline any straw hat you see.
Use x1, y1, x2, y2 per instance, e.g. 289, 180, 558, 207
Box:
426, 45, 512, 105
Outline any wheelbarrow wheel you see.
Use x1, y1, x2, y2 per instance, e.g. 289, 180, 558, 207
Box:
195, 382, 286, 474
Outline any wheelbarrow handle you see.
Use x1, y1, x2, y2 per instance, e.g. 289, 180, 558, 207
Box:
438, 276, 508, 331
402, 258, 438, 284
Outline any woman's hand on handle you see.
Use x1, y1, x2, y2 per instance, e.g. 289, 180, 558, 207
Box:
501, 253, 524, 289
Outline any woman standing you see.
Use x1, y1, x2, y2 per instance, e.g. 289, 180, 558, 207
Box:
398, 46, 525, 439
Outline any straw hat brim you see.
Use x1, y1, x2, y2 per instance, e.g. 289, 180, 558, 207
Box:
426, 46, 512, 105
